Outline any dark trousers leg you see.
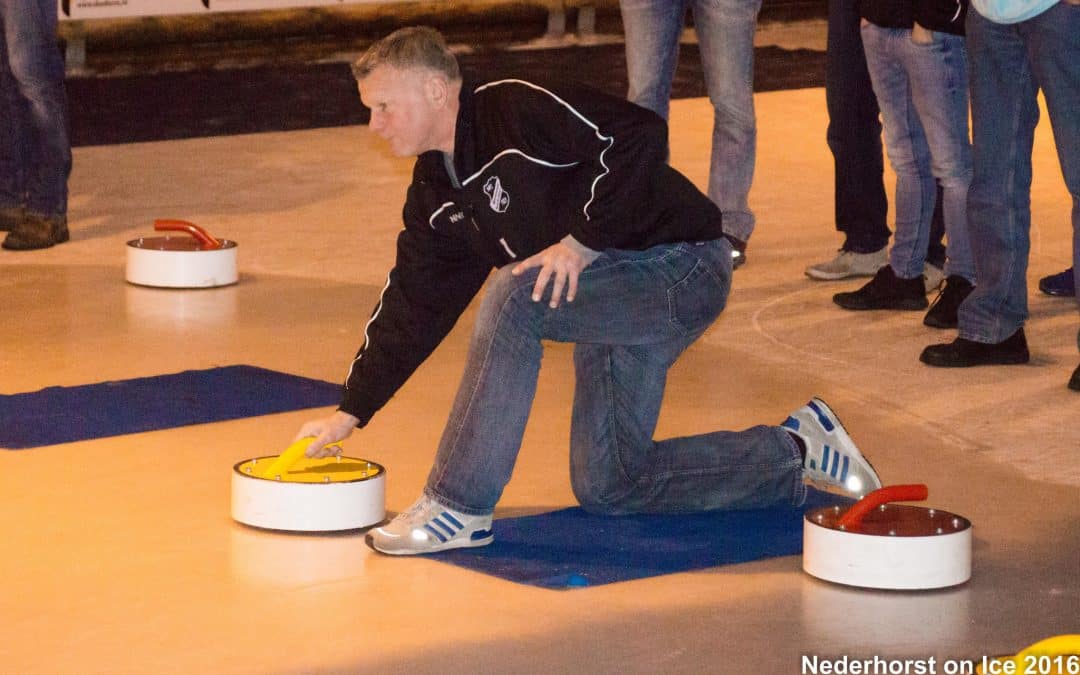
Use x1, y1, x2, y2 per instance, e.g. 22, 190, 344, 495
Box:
825, 0, 890, 253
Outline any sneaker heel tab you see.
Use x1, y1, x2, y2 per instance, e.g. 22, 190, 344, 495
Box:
806, 399, 836, 432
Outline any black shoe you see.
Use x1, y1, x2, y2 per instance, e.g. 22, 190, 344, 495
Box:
0, 205, 23, 232
729, 237, 747, 270
923, 275, 974, 329
833, 265, 928, 311
1070, 362, 1080, 391
920, 328, 1030, 367
2, 213, 69, 250
1038, 268, 1075, 297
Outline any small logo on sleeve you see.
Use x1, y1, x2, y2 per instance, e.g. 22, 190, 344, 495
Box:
483, 176, 510, 213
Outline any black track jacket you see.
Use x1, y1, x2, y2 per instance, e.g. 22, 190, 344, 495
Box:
860, 0, 969, 34
339, 78, 725, 425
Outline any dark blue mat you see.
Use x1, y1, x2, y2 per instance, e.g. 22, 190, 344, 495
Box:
0, 365, 341, 449
432, 489, 851, 589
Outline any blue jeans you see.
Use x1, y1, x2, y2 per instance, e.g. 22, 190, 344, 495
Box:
424, 239, 805, 515
958, 4, 1080, 351
861, 23, 975, 282
0, 0, 70, 219
619, 0, 760, 243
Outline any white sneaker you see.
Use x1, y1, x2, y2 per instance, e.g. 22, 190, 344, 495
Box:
368, 495, 494, 555
781, 397, 882, 498
923, 262, 945, 294
805, 248, 888, 280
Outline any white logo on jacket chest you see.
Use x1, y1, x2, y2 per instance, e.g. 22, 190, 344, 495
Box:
483, 176, 510, 213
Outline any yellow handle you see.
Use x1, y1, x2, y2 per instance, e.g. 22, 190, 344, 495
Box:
260, 438, 342, 479
977, 635, 1080, 674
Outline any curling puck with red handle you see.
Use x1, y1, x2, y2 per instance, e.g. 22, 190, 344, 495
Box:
803, 484, 972, 590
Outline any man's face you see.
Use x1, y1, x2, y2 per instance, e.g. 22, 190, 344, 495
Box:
358, 65, 442, 157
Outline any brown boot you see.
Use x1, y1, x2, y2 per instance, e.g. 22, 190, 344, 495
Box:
0, 206, 24, 232
2, 212, 69, 250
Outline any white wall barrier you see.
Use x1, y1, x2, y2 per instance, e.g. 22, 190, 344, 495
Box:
58, 0, 391, 21
58, 0, 597, 70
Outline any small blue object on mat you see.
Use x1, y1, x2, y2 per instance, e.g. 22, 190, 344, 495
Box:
432, 489, 851, 589
0, 365, 340, 449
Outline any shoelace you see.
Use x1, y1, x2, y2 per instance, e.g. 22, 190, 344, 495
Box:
927, 285, 947, 310
397, 498, 434, 522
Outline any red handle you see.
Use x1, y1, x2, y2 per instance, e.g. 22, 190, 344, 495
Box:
153, 219, 222, 249
837, 484, 929, 531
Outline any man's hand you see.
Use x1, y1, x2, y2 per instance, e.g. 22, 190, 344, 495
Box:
511, 235, 600, 308
294, 410, 361, 458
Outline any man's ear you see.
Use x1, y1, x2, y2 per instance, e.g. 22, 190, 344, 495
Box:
425, 74, 450, 108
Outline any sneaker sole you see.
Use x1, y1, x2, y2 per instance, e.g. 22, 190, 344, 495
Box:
919, 351, 1030, 368
922, 314, 958, 329
803, 397, 881, 496
366, 530, 494, 556
805, 268, 880, 281
833, 297, 929, 311
2, 229, 69, 250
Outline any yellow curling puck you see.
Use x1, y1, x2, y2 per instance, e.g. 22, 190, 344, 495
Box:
231, 444, 386, 532
977, 636, 1080, 675
236, 455, 384, 484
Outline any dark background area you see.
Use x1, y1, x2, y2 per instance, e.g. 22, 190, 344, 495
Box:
64, 0, 827, 147
67, 44, 825, 147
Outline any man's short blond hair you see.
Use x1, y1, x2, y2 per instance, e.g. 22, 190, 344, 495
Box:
351, 26, 461, 82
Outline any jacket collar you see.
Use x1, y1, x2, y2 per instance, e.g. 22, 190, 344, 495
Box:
450, 79, 477, 182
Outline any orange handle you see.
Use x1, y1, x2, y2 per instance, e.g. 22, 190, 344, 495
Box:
837, 484, 929, 531
153, 219, 222, 249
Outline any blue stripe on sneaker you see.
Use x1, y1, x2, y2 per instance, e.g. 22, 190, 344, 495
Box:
441, 512, 465, 529
821, 446, 830, 475
808, 401, 835, 432
809, 459, 816, 470
840, 456, 850, 482
781, 416, 800, 432
431, 517, 456, 537
470, 529, 493, 541
830, 449, 840, 478
423, 524, 448, 542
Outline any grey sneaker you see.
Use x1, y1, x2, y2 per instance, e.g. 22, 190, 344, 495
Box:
367, 495, 493, 555
781, 397, 882, 498
805, 248, 887, 280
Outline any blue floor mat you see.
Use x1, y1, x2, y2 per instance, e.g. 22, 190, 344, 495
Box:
0, 365, 340, 449
432, 489, 850, 589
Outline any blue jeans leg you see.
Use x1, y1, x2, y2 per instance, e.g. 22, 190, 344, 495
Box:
905, 30, 975, 282
569, 342, 804, 515
424, 240, 804, 515
694, 0, 761, 243
825, 0, 890, 253
1018, 4, 1079, 354
862, 24, 936, 280
620, 0, 687, 121
620, 0, 759, 243
958, 10, 1041, 343
0, 0, 70, 219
